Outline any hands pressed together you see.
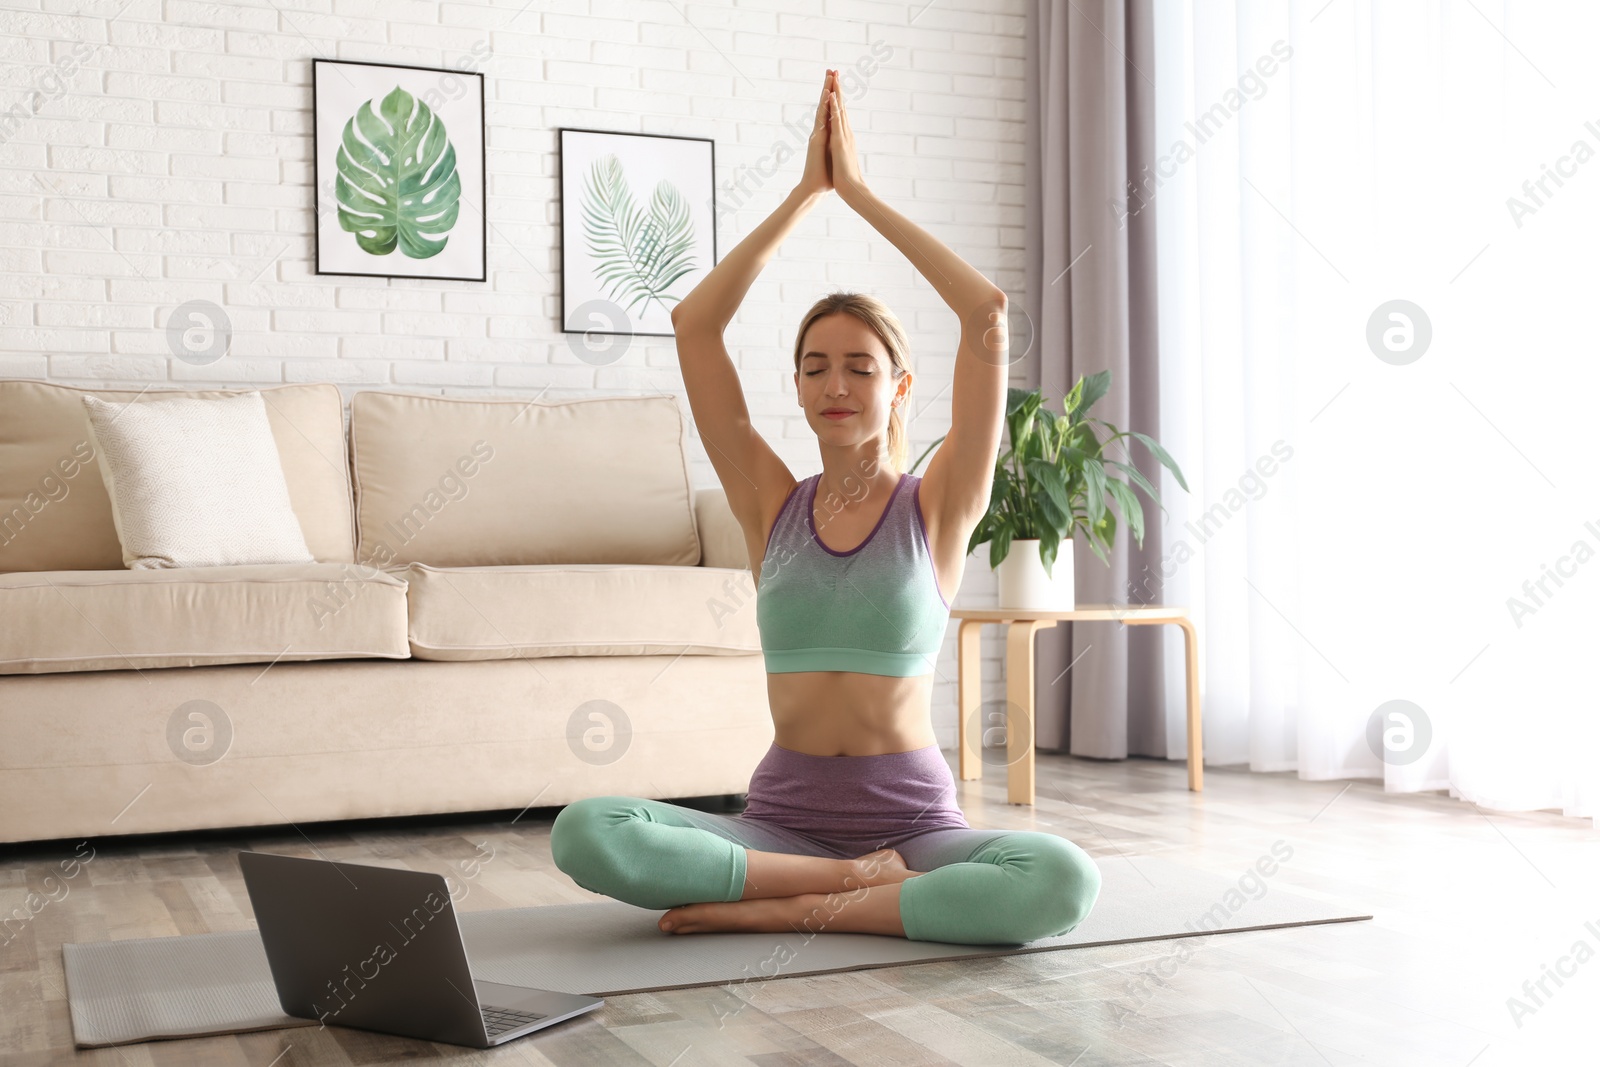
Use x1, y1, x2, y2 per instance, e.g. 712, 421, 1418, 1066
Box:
800, 68, 865, 200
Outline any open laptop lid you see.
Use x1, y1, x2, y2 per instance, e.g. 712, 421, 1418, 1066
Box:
238, 851, 489, 1047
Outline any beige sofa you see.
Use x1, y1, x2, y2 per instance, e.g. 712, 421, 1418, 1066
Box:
0, 379, 774, 846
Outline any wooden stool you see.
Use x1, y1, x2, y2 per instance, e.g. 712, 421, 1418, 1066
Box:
953, 605, 1203, 803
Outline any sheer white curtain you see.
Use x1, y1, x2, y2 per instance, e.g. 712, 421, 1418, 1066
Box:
1150, 0, 1597, 822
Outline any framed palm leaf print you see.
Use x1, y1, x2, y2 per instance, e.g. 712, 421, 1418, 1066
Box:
312, 58, 487, 281
558, 128, 717, 341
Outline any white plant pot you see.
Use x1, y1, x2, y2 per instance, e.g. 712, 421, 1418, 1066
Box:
994, 537, 1076, 611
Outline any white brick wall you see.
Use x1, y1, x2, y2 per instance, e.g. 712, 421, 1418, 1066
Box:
0, 0, 1027, 749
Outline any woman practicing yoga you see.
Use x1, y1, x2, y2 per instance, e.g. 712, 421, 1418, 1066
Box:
549, 70, 1101, 945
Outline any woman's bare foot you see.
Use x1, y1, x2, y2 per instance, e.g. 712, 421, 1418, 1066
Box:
659, 883, 910, 938
659, 895, 820, 935
848, 848, 924, 887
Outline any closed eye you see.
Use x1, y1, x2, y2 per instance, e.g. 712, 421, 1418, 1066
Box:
805, 369, 873, 376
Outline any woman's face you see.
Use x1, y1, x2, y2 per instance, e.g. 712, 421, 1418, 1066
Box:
794, 313, 909, 449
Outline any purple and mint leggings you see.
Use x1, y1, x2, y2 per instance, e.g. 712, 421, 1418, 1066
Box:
549, 741, 1102, 946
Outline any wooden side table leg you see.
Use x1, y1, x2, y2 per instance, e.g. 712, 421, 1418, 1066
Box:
1175, 616, 1203, 791
1004, 620, 1056, 805
957, 619, 984, 781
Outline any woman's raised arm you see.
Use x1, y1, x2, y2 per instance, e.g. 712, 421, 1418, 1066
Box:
824, 83, 1008, 536
825, 87, 1007, 327
674, 71, 837, 329
670, 71, 839, 541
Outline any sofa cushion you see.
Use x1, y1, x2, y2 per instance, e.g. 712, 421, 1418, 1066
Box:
349, 390, 700, 568
399, 562, 760, 661
0, 380, 355, 573
694, 487, 751, 570
0, 563, 409, 675
81, 392, 315, 569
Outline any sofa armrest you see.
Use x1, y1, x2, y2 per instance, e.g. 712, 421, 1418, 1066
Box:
694, 487, 750, 570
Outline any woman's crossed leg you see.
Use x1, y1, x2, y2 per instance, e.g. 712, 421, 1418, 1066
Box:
548, 795, 1100, 946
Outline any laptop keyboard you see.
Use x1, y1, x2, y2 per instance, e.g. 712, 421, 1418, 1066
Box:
482, 1005, 547, 1037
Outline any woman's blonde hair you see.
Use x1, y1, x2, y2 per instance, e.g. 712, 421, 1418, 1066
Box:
791, 291, 912, 472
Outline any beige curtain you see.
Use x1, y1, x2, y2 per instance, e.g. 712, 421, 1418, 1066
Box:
1023, 0, 1168, 759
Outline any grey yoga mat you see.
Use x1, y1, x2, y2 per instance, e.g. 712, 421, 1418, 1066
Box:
62, 854, 1370, 1048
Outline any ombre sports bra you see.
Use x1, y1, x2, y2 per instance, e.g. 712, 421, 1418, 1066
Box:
755, 471, 951, 677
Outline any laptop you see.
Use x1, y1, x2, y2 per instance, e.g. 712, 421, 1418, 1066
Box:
238, 851, 604, 1048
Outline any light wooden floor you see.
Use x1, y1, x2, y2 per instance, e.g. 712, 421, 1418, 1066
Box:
2, 752, 1595, 1066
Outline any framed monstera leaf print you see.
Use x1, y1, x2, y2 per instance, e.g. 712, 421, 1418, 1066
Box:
312, 59, 486, 281
558, 128, 717, 345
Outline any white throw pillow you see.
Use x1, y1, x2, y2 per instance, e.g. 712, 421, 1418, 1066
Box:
80, 391, 315, 569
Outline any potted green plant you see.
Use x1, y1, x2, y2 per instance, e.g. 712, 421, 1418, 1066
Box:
908, 371, 1189, 610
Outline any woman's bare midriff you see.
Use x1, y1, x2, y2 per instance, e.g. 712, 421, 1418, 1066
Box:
766, 670, 938, 756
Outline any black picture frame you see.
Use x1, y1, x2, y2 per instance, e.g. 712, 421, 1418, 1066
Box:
312, 58, 487, 282
557, 127, 719, 342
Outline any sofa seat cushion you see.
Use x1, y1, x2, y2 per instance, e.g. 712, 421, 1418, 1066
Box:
0, 563, 409, 675
399, 562, 761, 661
